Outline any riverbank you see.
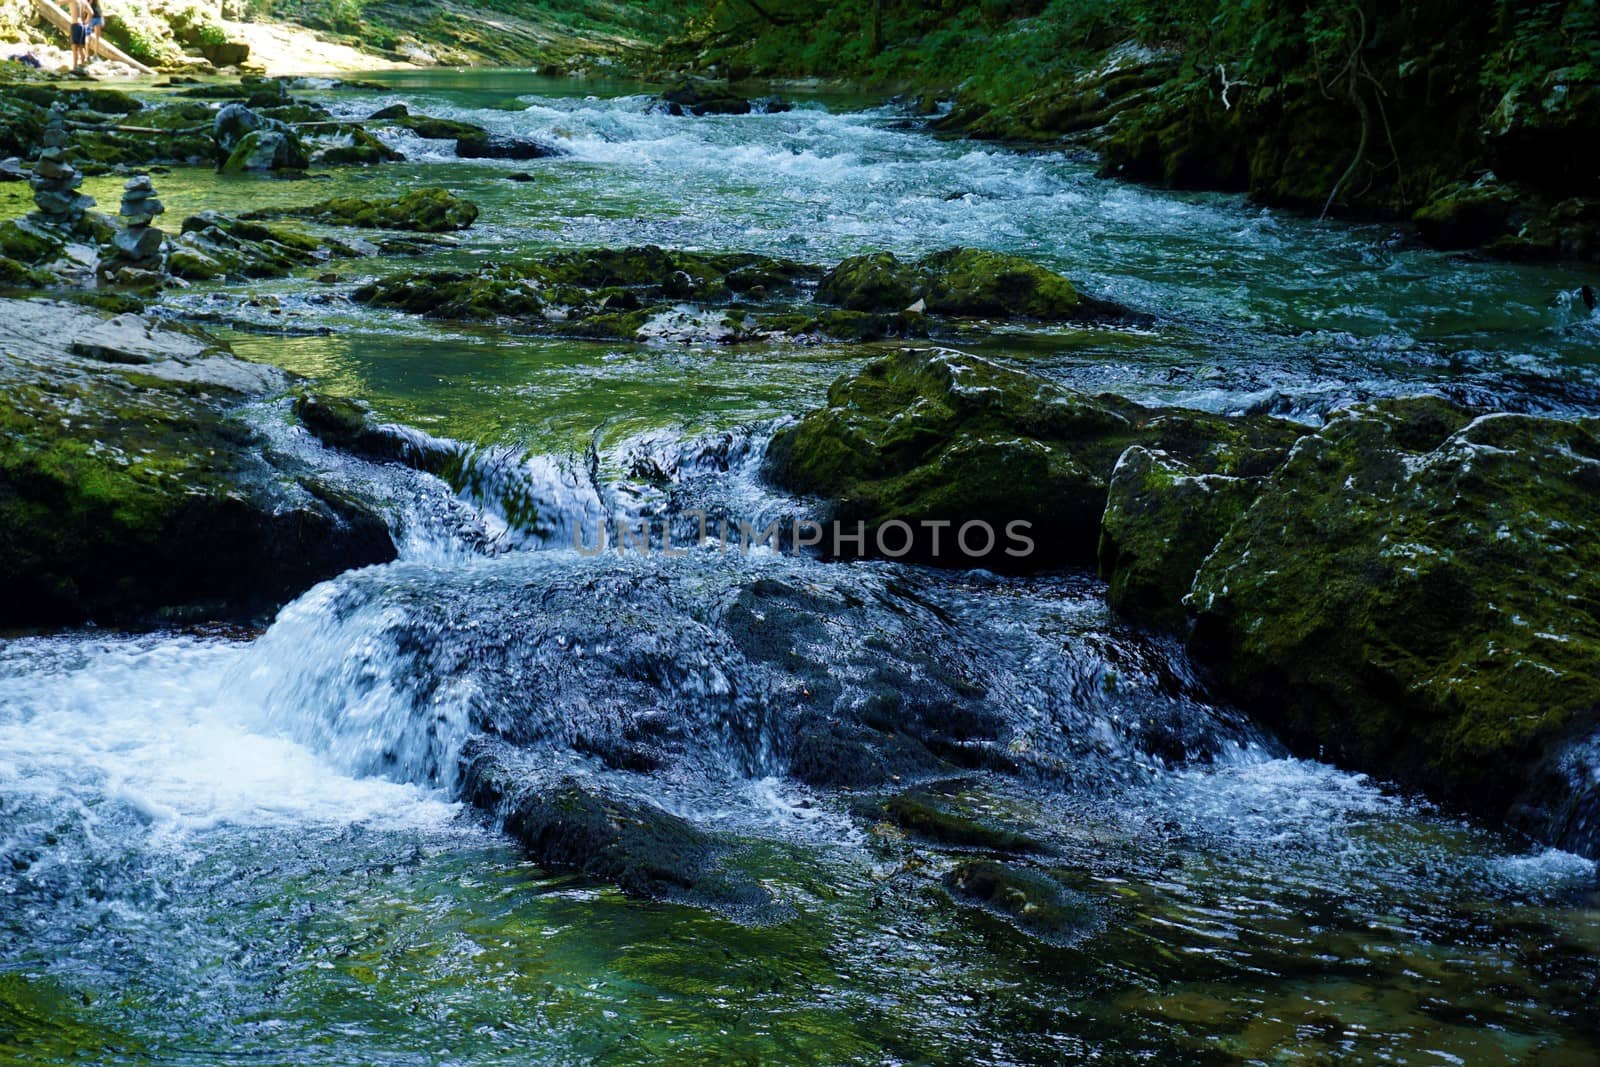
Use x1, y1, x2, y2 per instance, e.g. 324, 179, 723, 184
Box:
652, 1, 1600, 264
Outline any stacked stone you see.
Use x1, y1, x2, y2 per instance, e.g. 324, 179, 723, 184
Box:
29, 107, 95, 227
106, 176, 167, 276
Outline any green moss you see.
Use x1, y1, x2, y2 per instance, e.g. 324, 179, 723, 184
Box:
248, 188, 478, 233
876, 790, 1042, 853
171, 213, 364, 281
0, 254, 50, 288
0, 220, 64, 267
765, 349, 1293, 569
816, 247, 1085, 320
1189, 398, 1600, 853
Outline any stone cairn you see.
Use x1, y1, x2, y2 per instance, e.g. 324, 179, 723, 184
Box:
29, 106, 95, 228
104, 175, 167, 279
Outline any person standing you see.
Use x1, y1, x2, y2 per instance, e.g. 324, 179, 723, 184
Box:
69, 0, 89, 69
88, 0, 105, 62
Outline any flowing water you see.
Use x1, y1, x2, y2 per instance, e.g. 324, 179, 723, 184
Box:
3, 70, 1599, 1065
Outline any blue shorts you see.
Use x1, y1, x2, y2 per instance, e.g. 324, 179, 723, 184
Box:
70, 23, 87, 44
90, 16, 103, 28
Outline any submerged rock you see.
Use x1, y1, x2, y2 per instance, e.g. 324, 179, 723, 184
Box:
657, 78, 756, 116
0, 298, 395, 627
944, 860, 1098, 944
764, 348, 1295, 568
1188, 398, 1600, 857
462, 742, 771, 910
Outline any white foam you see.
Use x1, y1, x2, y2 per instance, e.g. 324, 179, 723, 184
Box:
0, 634, 459, 850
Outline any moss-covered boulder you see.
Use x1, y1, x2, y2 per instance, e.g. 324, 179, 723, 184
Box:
1188, 397, 1600, 857
0, 218, 66, 268
353, 246, 820, 332
311, 127, 406, 167
170, 212, 364, 281
816, 247, 1096, 320
1099, 439, 1299, 630
221, 129, 309, 174
391, 114, 490, 141
1413, 179, 1526, 251
765, 349, 1296, 569
245, 187, 478, 233
0, 255, 51, 289
0, 298, 395, 627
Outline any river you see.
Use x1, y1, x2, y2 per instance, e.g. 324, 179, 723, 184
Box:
1, 69, 1597, 1065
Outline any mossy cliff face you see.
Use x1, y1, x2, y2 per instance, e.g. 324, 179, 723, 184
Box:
0, 298, 395, 627
764, 348, 1295, 568
1188, 398, 1600, 857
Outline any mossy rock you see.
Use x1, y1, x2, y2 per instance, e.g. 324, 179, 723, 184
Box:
873, 788, 1043, 853
1099, 439, 1299, 631
391, 114, 489, 141
1189, 397, 1600, 857
0, 255, 50, 289
816, 247, 1090, 320
944, 860, 1097, 944
312, 127, 405, 167
221, 129, 309, 173
0, 219, 64, 268
354, 246, 819, 329
0, 299, 395, 627
1414, 180, 1525, 251
764, 349, 1296, 569
171, 212, 363, 281
250, 188, 477, 233
294, 392, 455, 471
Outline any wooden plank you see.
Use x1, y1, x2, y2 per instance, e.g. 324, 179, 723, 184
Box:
30, 0, 158, 75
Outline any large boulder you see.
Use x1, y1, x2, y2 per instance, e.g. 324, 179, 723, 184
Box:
1188, 398, 1600, 857
221, 129, 309, 173
212, 102, 263, 154
0, 298, 395, 627
1098, 443, 1292, 630
764, 348, 1295, 568
816, 247, 1101, 320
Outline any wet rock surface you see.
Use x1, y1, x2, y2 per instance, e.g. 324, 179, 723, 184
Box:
0, 298, 395, 627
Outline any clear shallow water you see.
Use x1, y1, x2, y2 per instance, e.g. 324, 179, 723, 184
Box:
4, 69, 1600, 1064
